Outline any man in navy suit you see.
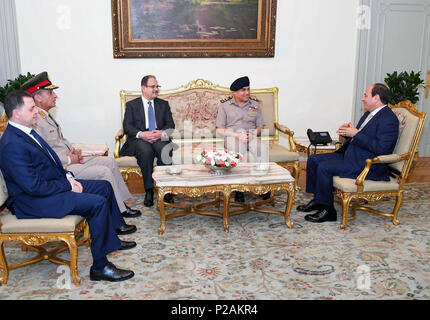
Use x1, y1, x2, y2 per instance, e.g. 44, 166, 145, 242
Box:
0, 90, 137, 282
120, 75, 176, 207
297, 83, 399, 223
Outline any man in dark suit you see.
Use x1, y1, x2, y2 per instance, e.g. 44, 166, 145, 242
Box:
0, 90, 137, 282
120, 75, 176, 207
297, 83, 399, 223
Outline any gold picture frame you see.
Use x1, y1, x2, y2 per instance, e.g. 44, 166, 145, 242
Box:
111, 0, 277, 58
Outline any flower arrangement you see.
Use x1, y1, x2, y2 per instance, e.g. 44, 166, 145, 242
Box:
196, 150, 243, 168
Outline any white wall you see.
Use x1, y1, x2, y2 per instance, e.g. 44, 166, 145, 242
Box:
15, 0, 360, 154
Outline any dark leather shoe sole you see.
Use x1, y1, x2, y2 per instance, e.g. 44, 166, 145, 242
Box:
121, 210, 142, 218
304, 210, 337, 223
90, 269, 134, 282
296, 200, 321, 212
116, 224, 137, 235
119, 240, 137, 251
144, 200, 154, 207
164, 194, 174, 204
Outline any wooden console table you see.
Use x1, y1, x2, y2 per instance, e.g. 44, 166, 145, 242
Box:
153, 162, 295, 234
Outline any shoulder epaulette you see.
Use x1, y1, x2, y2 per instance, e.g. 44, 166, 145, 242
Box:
249, 96, 259, 102
38, 109, 47, 119
220, 96, 233, 103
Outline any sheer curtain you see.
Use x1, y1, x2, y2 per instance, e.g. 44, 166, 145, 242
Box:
0, 0, 21, 87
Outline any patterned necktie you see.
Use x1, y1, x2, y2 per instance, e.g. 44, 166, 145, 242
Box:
30, 130, 58, 165
147, 101, 156, 131
358, 113, 374, 131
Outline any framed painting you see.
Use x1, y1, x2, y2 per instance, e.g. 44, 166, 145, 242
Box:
111, 0, 277, 58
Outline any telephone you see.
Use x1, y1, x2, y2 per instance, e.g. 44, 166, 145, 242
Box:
307, 129, 332, 145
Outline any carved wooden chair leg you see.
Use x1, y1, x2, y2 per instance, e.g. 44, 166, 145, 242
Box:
65, 237, 81, 286
340, 195, 353, 229
0, 239, 9, 284
392, 191, 403, 225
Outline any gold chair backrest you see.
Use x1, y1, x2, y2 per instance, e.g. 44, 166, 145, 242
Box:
0, 169, 8, 208
389, 101, 426, 180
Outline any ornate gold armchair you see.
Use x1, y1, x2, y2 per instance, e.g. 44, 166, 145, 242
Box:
114, 79, 301, 189
0, 170, 90, 286
333, 101, 426, 229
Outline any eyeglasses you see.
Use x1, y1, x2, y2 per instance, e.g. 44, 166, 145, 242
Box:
145, 85, 161, 89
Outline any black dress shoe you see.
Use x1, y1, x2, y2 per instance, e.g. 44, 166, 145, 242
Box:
234, 191, 245, 203
116, 224, 137, 235
296, 199, 321, 212
119, 240, 137, 251
90, 262, 134, 282
144, 189, 154, 207
121, 204, 142, 218
260, 191, 271, 200
304, 206, 337, 223
164, 193, 174, 204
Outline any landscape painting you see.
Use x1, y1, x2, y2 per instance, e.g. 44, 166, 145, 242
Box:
111, 0, 277, 58
130, 0, 259, 40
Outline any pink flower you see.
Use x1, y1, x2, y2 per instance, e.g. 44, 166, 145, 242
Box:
219, 160, 225, 166
202, 150, 207, 156
230, 161, 236, 167
205, 158, 211, 164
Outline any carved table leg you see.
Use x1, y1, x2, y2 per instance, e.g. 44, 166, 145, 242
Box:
223, 189, 231, 233
285, 183, 295, 228
157, 189, 166, 235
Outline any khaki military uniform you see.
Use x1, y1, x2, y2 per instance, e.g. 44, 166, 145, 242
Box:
216, 97, 269, 162
34, 107, 132, 212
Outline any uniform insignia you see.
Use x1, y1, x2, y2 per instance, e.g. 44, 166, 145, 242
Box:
249, 96, 259, 102
38, 109, 47, 118
220, 96, 233, 103
49, 130, 54, 133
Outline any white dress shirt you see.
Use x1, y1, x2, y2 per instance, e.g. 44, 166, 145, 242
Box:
136, 97, 157, 138
358, 105, 387, 131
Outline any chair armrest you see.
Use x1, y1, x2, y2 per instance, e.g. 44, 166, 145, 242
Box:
114, 128, 124, 158
354, 153, 409, 192
274, 122, 297, 152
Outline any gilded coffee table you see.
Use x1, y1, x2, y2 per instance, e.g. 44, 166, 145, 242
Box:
153, 162, 295, 234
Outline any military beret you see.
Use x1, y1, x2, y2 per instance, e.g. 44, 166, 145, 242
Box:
230, 76, 250, 91
21, 72, 59, 94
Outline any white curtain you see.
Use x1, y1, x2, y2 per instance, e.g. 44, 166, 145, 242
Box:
0, 0, 21, 87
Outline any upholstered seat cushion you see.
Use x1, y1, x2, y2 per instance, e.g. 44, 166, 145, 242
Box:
333, 176, 399, 193
0, 213, 85, 233
115, 156, 139, 167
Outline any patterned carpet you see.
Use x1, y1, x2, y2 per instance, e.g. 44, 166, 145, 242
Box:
0, 183, 429, 300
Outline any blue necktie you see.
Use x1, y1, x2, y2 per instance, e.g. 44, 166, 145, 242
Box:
30, 130, 59, 166
147, 101, 156, 131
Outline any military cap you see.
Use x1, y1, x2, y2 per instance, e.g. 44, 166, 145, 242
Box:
21, 71, 59, 94
230, 76, 250, 91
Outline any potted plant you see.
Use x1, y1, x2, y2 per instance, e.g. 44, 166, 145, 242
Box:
0, 72, 35, 105
384, 70, 424, 105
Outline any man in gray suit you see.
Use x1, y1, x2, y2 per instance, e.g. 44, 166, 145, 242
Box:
21, 72, 141, 219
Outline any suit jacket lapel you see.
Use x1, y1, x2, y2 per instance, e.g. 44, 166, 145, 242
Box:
356, 111, 370, 130
154, 99, 162, 129
12, 126, 62, 169
136, 98, 146, 130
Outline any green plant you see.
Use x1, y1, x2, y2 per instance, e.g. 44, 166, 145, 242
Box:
384, 71, 424, 105
0, 72, 35, 104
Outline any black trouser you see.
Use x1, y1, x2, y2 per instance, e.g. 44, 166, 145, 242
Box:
134, 139, 172, 190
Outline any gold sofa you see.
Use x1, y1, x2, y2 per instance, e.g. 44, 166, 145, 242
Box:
114, 79, 300, 189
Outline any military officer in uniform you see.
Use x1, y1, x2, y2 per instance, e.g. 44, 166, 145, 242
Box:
20, 72, 141, 221
216, 76, 270, 202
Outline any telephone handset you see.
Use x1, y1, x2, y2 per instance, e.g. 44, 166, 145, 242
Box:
307, 129, 332, 145
306, 129, 333, 156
